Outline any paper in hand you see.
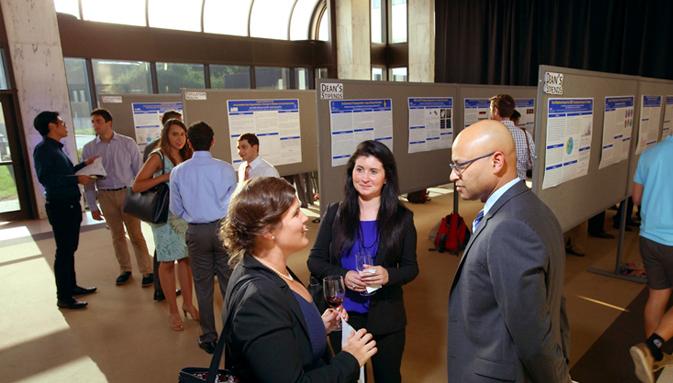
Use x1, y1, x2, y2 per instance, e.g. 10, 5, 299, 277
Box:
75, 157, 107, 178
363, 269, 382, 294
341, 318, 365, 383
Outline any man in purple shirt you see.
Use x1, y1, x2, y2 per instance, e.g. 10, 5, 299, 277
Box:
82, 108, 153, 287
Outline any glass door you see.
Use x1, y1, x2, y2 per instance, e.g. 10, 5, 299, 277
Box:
0, 93, 33, 220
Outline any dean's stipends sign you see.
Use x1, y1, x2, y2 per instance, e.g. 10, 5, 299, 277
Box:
320, 82, 343, 100
543, 72, 564, 95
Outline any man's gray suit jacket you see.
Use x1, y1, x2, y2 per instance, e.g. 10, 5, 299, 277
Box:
447, 180, 570, 382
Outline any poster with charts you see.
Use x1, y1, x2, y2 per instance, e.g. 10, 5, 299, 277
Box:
662, 96, 673, 137
542, 98, 594, 190
329, 99, 393, 167
636, 95, 662, 154
407, 97, 453, 153
131, 102, 183, 152
599, 96, 634, 169
226, 99, 302, 169
463, 99, 491, 127
515, 98, 536, 135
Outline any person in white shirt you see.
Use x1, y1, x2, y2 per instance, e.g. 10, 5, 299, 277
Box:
236, 133, 279, 182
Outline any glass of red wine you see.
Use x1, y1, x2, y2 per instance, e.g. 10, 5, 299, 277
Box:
323, 275, 345, 331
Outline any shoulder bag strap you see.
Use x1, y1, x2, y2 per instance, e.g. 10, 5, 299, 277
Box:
521, 128, 533, 168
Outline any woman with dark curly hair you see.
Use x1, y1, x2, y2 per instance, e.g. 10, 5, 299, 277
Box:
221, 177, 377, 382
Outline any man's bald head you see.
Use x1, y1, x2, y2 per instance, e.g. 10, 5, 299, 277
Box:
455, 120, 516, 161
450, 120, 518, 202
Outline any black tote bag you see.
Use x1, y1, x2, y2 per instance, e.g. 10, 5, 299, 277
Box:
123, 151, 170, 224
178, 334, 237, 383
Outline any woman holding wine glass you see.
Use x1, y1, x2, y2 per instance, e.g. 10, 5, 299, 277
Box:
221, 177, 377, 382
308, 140, 419, 383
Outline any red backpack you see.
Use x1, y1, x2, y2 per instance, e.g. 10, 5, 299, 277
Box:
434, 212, 471, 254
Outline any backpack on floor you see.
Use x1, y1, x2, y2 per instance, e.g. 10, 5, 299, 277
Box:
434, 212, 470, 254
407, 189, 429, 204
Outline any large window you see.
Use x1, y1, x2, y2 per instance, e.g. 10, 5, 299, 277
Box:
54, 0, 80, 18
210, 65, 251, 89
64, 58, 94, 154
203, 0, 252, 36
372, 67, 386, 81
294, 68, 310, 89
250, 0, 295, 40
390, 0, 407, 43
317, 6, 330, 41
290, 0, 321, 40
156, 62, 205, 93
56, 0, 328, 42
371, 0, 384, 43
0, 50, 9, 90
255, 67, 290, 89
81, 0, 145, 27
148, 0, 203, 32
389, 67, 407, 82
92, 60, 151, 94
315, 67, 329, 80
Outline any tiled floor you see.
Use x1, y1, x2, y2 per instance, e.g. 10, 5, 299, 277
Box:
0, 190, 657, 382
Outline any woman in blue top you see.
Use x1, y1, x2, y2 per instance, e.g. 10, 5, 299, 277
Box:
308, 140, 419, 383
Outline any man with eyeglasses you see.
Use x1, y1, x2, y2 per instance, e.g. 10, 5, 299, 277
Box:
446, 120, 571, 382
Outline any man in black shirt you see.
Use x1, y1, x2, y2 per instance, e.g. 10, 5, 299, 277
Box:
33, 111, 97, 309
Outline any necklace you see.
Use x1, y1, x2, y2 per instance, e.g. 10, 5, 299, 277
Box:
358, 222, 379, 253
256, 258, 294, 281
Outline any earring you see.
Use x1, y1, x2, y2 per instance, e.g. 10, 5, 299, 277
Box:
271, 235, 276, 240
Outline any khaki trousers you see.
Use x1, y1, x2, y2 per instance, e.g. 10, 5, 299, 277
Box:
98, 189, 152, 274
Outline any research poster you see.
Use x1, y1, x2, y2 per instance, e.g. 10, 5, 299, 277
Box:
514, 98, 536, 134
542, 98, 594, 190
662, 96, 673, 137
407, 97, 453, 153
226, 99, 302, 168
463, 99, 491, 127
637, 95, 662, 154
329, 99, 393, 167
131, 101, 183, 151
599, 96, 634, 169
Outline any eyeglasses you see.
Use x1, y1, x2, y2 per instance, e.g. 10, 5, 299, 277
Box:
449, 152, 495, 175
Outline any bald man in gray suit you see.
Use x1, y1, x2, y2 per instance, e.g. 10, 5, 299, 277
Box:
446, 120, 570, 382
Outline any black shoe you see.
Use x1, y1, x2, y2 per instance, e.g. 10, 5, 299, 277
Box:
198, 340, 216, 354
153, 290, 165, 301
589, 231, 615, 239
116, 271, 132, 285
57, 298, 88, 309
141, 274, 154, 288
154, 288, 181, 302
565, 247, 585, 257
72, 286, 97, 296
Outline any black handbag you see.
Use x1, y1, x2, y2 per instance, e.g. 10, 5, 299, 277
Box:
179, 334, 237, 383
122, 151, 170, 224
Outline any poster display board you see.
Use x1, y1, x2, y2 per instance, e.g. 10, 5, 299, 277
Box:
515, 98, 535, 133
599, 96, 635, 169
226, 99, 301, 168
542, 98, 594, 189
407, 97, 453, 153
329, 99, 393, 167
131, 101, 183, 151
463, 98, 490, 127
636, 95, 662, 154
662, 96, 673, 137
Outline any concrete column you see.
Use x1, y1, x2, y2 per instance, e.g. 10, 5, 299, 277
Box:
336, 0, 371, 80
1, 0, 76, 217
408, 0, 435, 82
